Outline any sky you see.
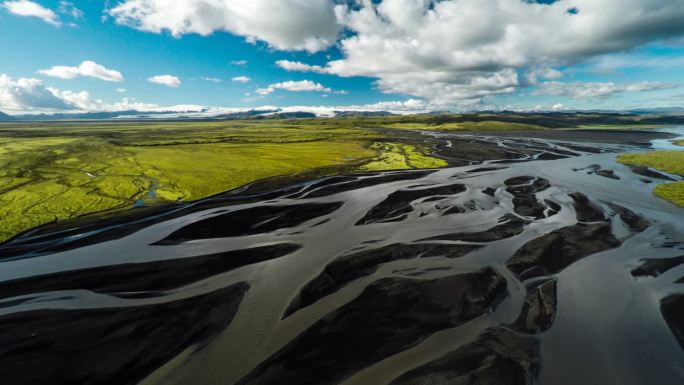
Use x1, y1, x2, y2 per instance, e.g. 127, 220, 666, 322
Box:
1, 0, 684, 115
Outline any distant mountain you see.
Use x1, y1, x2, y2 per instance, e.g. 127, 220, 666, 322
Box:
333, 110, 396, 117
262, 111, 318, 119
628, 107, 684, 115
213, 109, 281, 119
0, 111, 13, 121
5, 110, 190, 121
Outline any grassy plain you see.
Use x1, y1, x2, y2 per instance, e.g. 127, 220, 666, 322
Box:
0, 119, 453, 242
617, 151, 684, 207
2, 113, 677, 242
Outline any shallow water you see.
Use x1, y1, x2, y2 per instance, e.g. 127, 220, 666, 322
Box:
0, 133, 683, 385
652, 126, 684, 151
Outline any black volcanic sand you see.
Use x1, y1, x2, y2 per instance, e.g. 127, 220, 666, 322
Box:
661, 295, 684, 350
356, 183, 466, 224
0, 243, 299, 302
512, 279, 558, 334
283, 242, 482, 318
156, 201, 344, 244
0, 129, 683, 385
419, 214, 528, 242
389, 327, 540, 385
0, 283, 249, 385
507, 222, 622, 279
627, 165, 677, 181
239, 269, 507, 385
631, 255, 684, 278
505, 176, 554, 219
570, 192, 606, 222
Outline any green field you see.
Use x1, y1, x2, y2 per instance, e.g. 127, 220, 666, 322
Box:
1, 114, 679, 243
617, 151, 684, 207
0, 120, 457, 242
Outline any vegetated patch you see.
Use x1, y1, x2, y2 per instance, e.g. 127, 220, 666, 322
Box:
618, 151, 684, 176
617, 151, 684, 207
0, 119, 459, 243
378, 120, 545, 131
654, 182, 684, 207
360, 142, 447, 171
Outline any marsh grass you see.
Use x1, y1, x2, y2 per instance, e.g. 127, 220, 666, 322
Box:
617, 151, 684, 207
0, 120, 450, 242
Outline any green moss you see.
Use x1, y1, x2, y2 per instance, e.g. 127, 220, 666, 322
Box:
361, 142, 447, 171
674, 140, 684, 147
127, 141, 373, 201
0, 126, 377, 242
617, 151, 684, 207
378, 121, 544, 131
654, 182, 684, 207
617, 151, 684, 176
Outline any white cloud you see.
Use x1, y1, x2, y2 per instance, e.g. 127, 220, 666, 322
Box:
231, 60, 248, 66
525, 67, 563, 85
147, 74, 181, 88
58, 1, 82, 19
256, 80, 332, 96
0, 74, 74, 111
265, 0, 684, 107
116, 88, 127, 93
2, 0, 60, 26
276, 60, 327, 74
231, 76, 251, 83
534, 81, 676, 99
107, 0, 340, 52
201, 77, 223, 83
38, 60, 124, 82
552, 103, 564, 111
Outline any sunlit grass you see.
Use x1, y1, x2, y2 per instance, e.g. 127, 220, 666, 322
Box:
0, 120, 439, 242
378, 121, 544, 131
361, 142, 447, 171
618, 151, 684, 207
617, 151, 684, 176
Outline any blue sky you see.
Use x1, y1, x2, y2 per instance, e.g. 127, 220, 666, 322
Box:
1, 0, 684, 114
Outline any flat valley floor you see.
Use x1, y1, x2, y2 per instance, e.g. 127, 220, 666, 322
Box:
0, 129, 683, 385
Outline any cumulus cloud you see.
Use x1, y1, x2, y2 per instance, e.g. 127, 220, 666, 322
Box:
534, 81, 676, 99
0, 74, 74, 111
256, 80, 332, 95
107, 0, 340, 52
276, 60, 327, 74
2, 0, 60, 26
147, 74, 181, 87
231, 76, 251, 83
269, 0, 684, 107
38, 60, 124, 82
